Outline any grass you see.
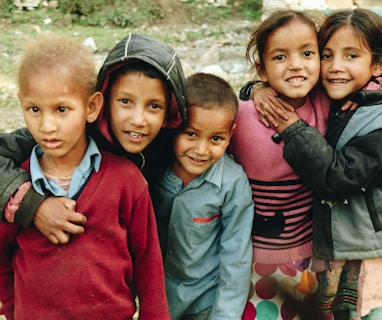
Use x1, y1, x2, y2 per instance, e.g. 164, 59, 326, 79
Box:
0, 20, 193, 111
0, 1, 261, 114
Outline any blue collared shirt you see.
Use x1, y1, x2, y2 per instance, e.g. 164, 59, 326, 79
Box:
30, 137, 101, 198
152, 152, 254, 319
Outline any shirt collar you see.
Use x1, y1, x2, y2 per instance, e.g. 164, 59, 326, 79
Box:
30, 137, 101, 196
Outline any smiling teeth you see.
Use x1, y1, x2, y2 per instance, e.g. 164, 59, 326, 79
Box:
288, 77, 305, 83
129, 132, 143, 138
330, 79, 348, 83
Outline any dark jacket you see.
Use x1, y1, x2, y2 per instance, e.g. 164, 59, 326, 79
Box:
280, 90, 382, 260
0, 33, 187, 228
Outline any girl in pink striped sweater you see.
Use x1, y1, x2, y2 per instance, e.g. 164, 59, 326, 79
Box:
230, 9, 330, 320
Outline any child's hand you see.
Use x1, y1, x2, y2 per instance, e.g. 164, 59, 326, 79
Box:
33, 197, 87, 244
255, 95, 297, 130
253, 90, 294, 127
257, 105, 301, 133
341, 100, 359, 111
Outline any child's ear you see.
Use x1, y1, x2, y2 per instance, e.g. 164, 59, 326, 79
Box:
229, 122, 236, 138
161, 117, 167, 128
255, 61, 269, 82
87, 91, 104, 123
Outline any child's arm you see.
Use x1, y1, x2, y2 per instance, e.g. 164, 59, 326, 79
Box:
242, 82, 376, 127
0, 129, 86, 243
211, 172, 254, 318
127, 184, 170, 320
280, 119, 382, 200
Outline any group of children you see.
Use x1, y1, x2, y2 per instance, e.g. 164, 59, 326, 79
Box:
0, 6, 382, 320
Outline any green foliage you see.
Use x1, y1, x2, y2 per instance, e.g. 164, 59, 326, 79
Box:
58, 0, 159, 28
0, 0, 262, 28
183, 0, 262, 22
237, 0, 262, 20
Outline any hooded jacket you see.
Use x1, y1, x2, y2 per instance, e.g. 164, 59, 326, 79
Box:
0, 33, 187, 228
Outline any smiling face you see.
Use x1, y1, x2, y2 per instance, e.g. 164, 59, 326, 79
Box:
320, 25, 382, 101
109, 71, 168, 154
258, 19, 320, 108
172, 106, 235, 186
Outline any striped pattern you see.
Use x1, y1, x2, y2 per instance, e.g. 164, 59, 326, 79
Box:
250, 177, 313, 251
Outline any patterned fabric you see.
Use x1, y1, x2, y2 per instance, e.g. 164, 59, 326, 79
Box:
242, 257, 331, 320
317, 260, 359, 315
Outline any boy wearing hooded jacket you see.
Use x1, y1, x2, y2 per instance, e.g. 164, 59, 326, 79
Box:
0, 33, 187, 244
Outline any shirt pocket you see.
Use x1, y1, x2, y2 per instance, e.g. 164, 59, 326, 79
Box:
190, 213, 221, 245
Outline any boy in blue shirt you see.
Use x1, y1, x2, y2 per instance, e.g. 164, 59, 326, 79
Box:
151, 72, 254, 319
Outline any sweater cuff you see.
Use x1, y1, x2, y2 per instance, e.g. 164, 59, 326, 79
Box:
14, 188, 50, 229
280, 119, 308, 143
5, 181, 32, 223
239, 81, 264, 101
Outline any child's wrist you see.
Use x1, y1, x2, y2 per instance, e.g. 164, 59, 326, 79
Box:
249, 81, 264, 100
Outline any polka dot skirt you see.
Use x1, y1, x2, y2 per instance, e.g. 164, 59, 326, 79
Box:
242, 258, 333, 320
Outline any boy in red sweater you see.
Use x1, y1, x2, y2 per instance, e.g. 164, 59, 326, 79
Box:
0, 34, 169, 320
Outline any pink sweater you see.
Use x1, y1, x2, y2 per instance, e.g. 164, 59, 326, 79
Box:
230, 89, 329, 264
0, 151, 170, 320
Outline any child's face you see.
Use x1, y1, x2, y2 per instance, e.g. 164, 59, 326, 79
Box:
109, 71, 168, 154
259, 19, 320, 108
320, 25, 382, 100
172, 106, 235, 186
19, 67, 101, 167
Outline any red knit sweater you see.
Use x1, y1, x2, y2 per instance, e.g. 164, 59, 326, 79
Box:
0, 151, 169, 320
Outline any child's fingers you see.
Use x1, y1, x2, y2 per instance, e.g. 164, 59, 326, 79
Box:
49, 232, 71, 245
341, 100, 359, 111
64, 211, 87, 235
267, 96, 295, 120
256, 105, 280, 129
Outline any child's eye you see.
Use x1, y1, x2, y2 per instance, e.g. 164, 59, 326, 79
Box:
211, 136, 223, 142
149, 103, 162, 110
303, 51, 314, 57
348, 53, 358, 59
321, 53, 331, 60
185, 131, 196, 137
57, 106, 67, 113
121, 98, 130, 105
274, 55, 286, 61
30, 106, 40, 113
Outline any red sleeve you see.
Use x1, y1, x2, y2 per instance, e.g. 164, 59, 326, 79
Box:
124, 186, 170, 320
0, 223, 19, 320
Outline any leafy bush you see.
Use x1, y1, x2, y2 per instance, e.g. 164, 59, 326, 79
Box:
0, 0, 262, 27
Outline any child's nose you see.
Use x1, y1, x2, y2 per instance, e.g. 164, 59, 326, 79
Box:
194, 139, 208, 155
288, 57, 303, 70
328, 57, 344, 72
130, 108, 146, 126
40, 115, 58, 132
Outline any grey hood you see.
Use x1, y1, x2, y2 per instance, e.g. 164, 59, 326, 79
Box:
96, 33, 187, 145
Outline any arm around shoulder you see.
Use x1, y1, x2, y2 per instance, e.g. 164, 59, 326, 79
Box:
0, 128, 39, 226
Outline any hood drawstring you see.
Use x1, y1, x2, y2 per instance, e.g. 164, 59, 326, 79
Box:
139, 152, 146, 170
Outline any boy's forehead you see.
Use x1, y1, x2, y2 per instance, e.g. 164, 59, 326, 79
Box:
187, 106, 235, 126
